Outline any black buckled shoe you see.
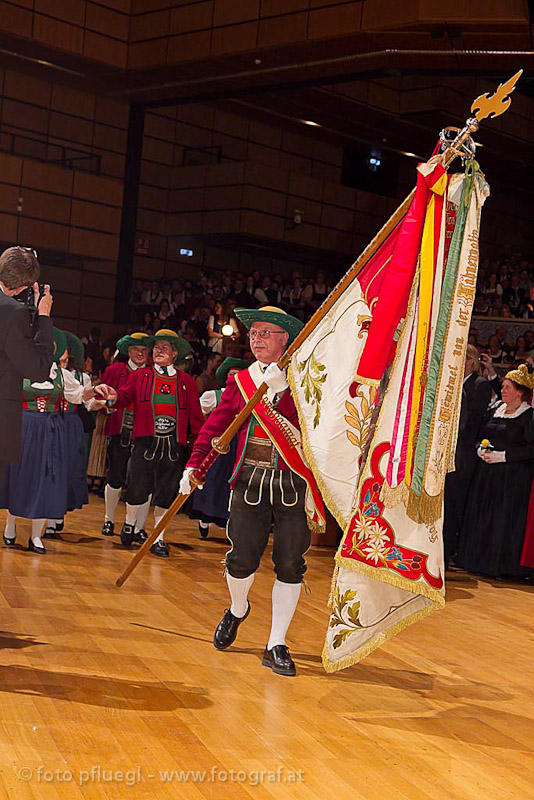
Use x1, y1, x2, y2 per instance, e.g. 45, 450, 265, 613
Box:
120, 523, 135, 547
262, 645, 296, 677
102, 521, 114, 537
198, 522, 209, 539
150, 540, 169, 558
55, 519, 64, 532
43, 525, 56, 539
134, 529, 148, 544
28, 537, 46, 555
213, 603, 250, 650
3, 534, 15, 547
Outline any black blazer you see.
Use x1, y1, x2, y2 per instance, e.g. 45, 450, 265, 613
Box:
457, 372, 492, 469
0, 292, 54, 462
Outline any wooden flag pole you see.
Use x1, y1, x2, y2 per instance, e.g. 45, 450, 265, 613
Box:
115, 70, 522, 588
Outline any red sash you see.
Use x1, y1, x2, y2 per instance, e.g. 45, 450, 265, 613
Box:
236, 367, 326, 533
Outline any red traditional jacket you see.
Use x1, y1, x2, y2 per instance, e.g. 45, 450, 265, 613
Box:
112, 367, 204, 447
102, 362, 137, 436
187, 373, 299, 482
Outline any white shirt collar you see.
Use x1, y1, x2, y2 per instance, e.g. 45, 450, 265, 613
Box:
128, 358, 144, 371
154, 363, 177, 377
494, 401, 530, 419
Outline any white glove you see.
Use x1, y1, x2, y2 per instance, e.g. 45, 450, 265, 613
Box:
179, 467, 202, 494
263, 362, 288, 393
481, 450, 506, 464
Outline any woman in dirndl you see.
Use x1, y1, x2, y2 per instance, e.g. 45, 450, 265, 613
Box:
457, 364, 534, 579
45, 331, 92, 537
0, 329, 105, 554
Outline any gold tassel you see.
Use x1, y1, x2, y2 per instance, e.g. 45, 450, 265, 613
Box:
380, 480, 409, 509
406, 488, 443, 526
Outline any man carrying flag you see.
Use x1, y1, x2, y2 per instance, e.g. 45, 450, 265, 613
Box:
181, 307, 325, 677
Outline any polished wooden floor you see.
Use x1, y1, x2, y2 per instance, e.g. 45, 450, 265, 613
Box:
0, 496, 532, 799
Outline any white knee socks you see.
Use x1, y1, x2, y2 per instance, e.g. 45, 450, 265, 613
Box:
31, 519, 46, 549
124, 503, 140, 527
135, 497, 151, 533
4, 512, 16, 541
227, 573, 254, 618
267, 580, 301, 650
104, 485, 122, 523
153, 506, 167, 543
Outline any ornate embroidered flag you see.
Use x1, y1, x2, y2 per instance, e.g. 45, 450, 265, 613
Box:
288, 160, 489, 672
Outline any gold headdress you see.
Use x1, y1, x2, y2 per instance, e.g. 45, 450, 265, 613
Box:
504, 363, 534, 389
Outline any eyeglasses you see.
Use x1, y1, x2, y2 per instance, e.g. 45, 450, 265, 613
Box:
248, 329, 285, 341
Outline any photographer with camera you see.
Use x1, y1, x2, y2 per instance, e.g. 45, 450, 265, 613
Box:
0, 246, 54, 473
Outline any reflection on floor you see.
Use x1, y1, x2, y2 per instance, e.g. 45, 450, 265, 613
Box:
0, 498, 532, 799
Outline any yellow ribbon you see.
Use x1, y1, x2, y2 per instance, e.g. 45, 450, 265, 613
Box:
405, 172, 448, 485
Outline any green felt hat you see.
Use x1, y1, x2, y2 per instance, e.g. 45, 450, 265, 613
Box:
53, 327, 68, 364
116, 331, 152, 356
151, 329, 191, 363
234, 306, 303, 345
216, 357, 249, 388
64, 330, 85, 369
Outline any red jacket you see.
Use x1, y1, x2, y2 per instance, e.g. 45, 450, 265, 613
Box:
102, 362, 136, 436
187, 371, 300, 484
113, 367, 204, 447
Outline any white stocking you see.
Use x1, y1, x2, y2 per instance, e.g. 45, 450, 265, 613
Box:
267, 580, 301, 650
4, 512, 16, 541
153, 506, 167, 543
226, 573, 254, 619
31, 519, 46, 549
124, 503, 140, 527
135, 496, 151, 533
105, 485, 122, 523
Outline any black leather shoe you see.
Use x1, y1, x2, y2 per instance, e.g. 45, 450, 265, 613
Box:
102, 521, 114, 537
28, 537, 46, 555
198, 522, 209, 539
120, 523, 135, 547
134, 529, 148, 544
150, 540, 169, 558
55, 519, 64, 532
43, 525, 57, 539
213, 603, 251, 650
262, 645, 296, 676
3, 535, 15, 547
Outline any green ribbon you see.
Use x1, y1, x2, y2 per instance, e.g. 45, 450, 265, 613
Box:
410, 161, 477, 496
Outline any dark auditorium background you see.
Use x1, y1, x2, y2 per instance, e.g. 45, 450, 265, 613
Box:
0, 1, 530, 339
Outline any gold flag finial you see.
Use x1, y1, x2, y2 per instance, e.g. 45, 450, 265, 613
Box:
470, 69, 523, 122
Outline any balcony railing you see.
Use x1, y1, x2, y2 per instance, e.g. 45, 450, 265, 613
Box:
0, 128, 102, 174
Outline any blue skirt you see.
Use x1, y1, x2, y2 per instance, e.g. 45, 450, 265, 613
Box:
0, 411, 68, 519
64, 412, 89, 511
189, 438, 237, 528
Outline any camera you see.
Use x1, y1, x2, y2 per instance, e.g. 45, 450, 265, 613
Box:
15, 284, 45, 310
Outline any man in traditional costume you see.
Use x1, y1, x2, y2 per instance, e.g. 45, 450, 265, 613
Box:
181, 307, 325, 676
107, 330, 204, 558
100, 332, 152, 542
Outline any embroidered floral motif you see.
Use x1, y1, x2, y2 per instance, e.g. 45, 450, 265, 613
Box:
345, 384, 376, 450
296, 353, 327, 428
341, 442, 443, 589
329, 582, 416, 650
329, 587, 363, 649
